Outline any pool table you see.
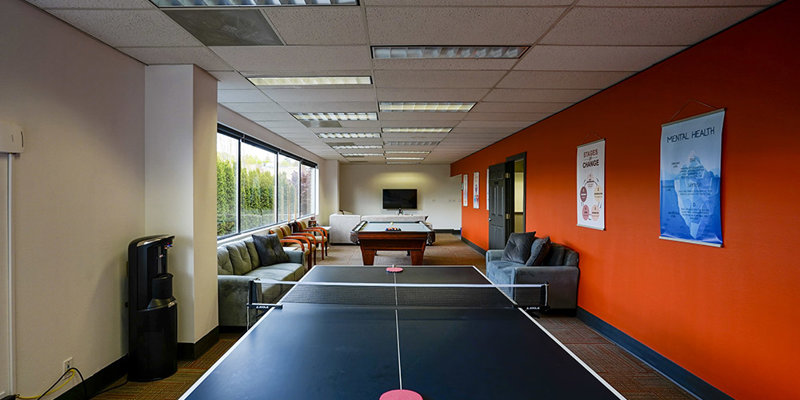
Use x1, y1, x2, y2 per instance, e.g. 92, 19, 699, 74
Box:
351, 220, 434, 265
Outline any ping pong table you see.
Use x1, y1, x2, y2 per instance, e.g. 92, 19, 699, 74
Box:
180, 266, 624, 400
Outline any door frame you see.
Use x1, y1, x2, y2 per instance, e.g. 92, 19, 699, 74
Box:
506, 152, 526, 233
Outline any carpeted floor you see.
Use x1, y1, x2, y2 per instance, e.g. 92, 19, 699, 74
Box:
94, 233, 694, 399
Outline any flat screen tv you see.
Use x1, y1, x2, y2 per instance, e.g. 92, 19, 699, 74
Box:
382, 189, 417, 209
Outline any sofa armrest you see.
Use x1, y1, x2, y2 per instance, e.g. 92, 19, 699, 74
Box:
486, 249, 504, 263
513, 266, 579, 310
284, 249, 305, 266
218, 275, 255, 327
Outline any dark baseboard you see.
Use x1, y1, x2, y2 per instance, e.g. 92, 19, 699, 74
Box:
56, 356, 127, 400
460, 237, 486, 256
178, 326, 219, 360
434, 228, 461, 234
577, 308, 733, 400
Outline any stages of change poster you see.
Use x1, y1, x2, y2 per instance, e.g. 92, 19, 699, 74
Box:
577, 139, 605, 230
660, 109, 724, 246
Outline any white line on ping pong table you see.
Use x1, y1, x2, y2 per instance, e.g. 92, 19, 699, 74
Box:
392, 273, 404, 391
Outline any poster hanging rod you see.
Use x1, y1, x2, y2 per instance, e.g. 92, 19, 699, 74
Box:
666, 99, 722, 124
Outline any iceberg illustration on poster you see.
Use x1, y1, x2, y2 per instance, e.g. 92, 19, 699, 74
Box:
660, 109, 724, 246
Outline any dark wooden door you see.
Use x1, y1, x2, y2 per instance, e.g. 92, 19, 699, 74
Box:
488, 162, 512, 249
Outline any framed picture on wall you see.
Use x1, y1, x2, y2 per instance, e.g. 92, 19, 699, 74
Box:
473, 171, 480, 209
462, 174, 468, 206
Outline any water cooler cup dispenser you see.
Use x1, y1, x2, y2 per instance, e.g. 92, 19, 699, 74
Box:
128, 235, 177, 381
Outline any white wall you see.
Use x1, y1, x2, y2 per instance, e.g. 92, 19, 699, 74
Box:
318, 159, 340, 225
145, 65, 218, 344
339, 164, 462, 230
0, 0, 145, 395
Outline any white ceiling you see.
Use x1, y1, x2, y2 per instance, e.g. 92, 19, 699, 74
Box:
26, 0, 776, 164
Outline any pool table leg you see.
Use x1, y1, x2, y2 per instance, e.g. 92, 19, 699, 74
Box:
410, 250, 424, 265
361, 249, 376, 265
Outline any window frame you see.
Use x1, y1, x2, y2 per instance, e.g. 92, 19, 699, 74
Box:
217, 124, 318, 240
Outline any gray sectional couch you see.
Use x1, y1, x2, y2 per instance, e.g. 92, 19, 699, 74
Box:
217, 236, 306, 327
486, 239, 580, 311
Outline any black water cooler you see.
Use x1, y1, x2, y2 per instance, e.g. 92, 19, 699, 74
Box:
128, 235, 177, 381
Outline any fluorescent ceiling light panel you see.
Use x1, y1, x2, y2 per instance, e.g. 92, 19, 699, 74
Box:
385, 150, 430, 154
386, 161, 420, 165
331, 145, 382, 149
372, 46, 528, 60
249, 76, 372, 86
342, 153, 383, 157
293, 112, 377, 121
384, 141, 440, 146
379, 102, 475, 112
152, 0, 357, 7
382, 127, 452, 134
386, 157, 425, 160
318, 132, 381, 139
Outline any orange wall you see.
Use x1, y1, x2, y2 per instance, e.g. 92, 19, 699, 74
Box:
451, 3, 799, 399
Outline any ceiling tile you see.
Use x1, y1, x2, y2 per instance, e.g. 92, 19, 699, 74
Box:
278, 101, 378, 113
463, 112, 549, 121
542, 7, 764, 46
222, 102, 284, 113
46, 9, 201, 47
240, 112, 295, 121
263, 88, 377, 103
366, 7, 565, 45
374, 70, 507, 88
497, 70, 633, 89
211, 46, 371, 72
337, 121, 382, 128
118, 47, 233, 71
380, 120, 462, 128
256, 120, 307, 129
483, 88, 598, 102
515, 45, 686, 71
377, 88, 490, 102
264, 7, 367, 45
218, 89, 271, 103
472, 102, 567, 113
210, 72, 255, 89
26, 0, 155, 8
457, 120, 531, 128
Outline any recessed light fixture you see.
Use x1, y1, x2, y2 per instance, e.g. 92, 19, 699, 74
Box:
318, 132, 381, 139
249, 76, 372, 86
382, 127, 452, 134
331, 145, 383, 150
342, 153, 383, 157
379, 102, 475, 112
152, 0, 357, 7
372, 46, 528, 60
386, 161, 420, 165
386, 157, 425, 160
293, 112, 377, 121
385, 150, 430, 154
384, 141, 440, 146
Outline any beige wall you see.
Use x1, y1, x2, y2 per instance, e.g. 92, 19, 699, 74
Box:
339, 164, 462, 230
0, 0, 145, 395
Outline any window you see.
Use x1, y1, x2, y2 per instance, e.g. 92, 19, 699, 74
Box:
216, 125, 318, 239
277, 154, 300, 222
300, 163, 317, 216
240, 142, 276, 230
216, 133, 239, 236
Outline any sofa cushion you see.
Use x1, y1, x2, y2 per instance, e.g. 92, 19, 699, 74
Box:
526, 236, 552, 266
542, 244, 579, 266
217, 247, 234, 275
268, 263, 305, 281
246, 267, 296, 295
225, 241, 254, 275
244, 239, 261, 268
501, 232, 537, 264
252, 234, 289, 266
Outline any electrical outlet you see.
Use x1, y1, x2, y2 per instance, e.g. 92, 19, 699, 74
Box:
63, 357, 73, 372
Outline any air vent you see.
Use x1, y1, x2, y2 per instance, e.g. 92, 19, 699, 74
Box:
164, 9, 282, 46
384, 141, 439, 147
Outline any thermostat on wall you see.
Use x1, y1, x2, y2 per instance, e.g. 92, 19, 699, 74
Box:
0, 120, 24, 154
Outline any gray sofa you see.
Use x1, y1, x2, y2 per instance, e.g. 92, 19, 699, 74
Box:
486, 241, 580, 311
217, 237, 306, 327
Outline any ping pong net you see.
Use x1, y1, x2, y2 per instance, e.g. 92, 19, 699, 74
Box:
245, 276, 549, 328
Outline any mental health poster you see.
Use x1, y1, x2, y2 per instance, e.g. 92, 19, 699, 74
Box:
577, 139, 605, 230
660, 109, 724, 246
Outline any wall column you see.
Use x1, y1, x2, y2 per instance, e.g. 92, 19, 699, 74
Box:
145, 65, 218, 344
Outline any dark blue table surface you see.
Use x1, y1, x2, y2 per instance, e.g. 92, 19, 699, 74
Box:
180, 266, 624, 400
